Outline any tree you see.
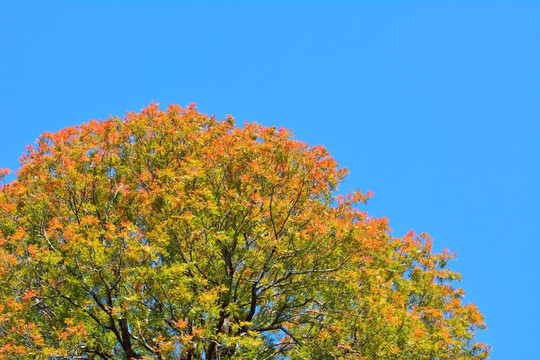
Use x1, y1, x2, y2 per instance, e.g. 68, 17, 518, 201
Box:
0, 103, 489, 359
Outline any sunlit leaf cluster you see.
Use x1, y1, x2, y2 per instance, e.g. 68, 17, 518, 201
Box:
0, 104, 489, 359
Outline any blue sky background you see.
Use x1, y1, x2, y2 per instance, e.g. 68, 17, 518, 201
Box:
1, 1, 538, 358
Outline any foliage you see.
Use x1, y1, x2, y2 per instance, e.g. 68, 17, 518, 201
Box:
0, 104, 489, 359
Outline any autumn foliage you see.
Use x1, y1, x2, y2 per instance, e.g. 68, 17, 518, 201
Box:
0, 104, 489, 359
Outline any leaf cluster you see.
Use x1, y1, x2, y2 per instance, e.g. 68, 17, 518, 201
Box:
0, 104, 489, 359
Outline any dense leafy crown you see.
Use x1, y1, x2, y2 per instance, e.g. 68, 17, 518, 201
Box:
0, 104, 489, 359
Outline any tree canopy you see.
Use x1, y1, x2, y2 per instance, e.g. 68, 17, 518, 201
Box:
0, 104, 489, 359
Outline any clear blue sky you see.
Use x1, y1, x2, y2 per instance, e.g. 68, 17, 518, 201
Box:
1, 1, 538, 358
